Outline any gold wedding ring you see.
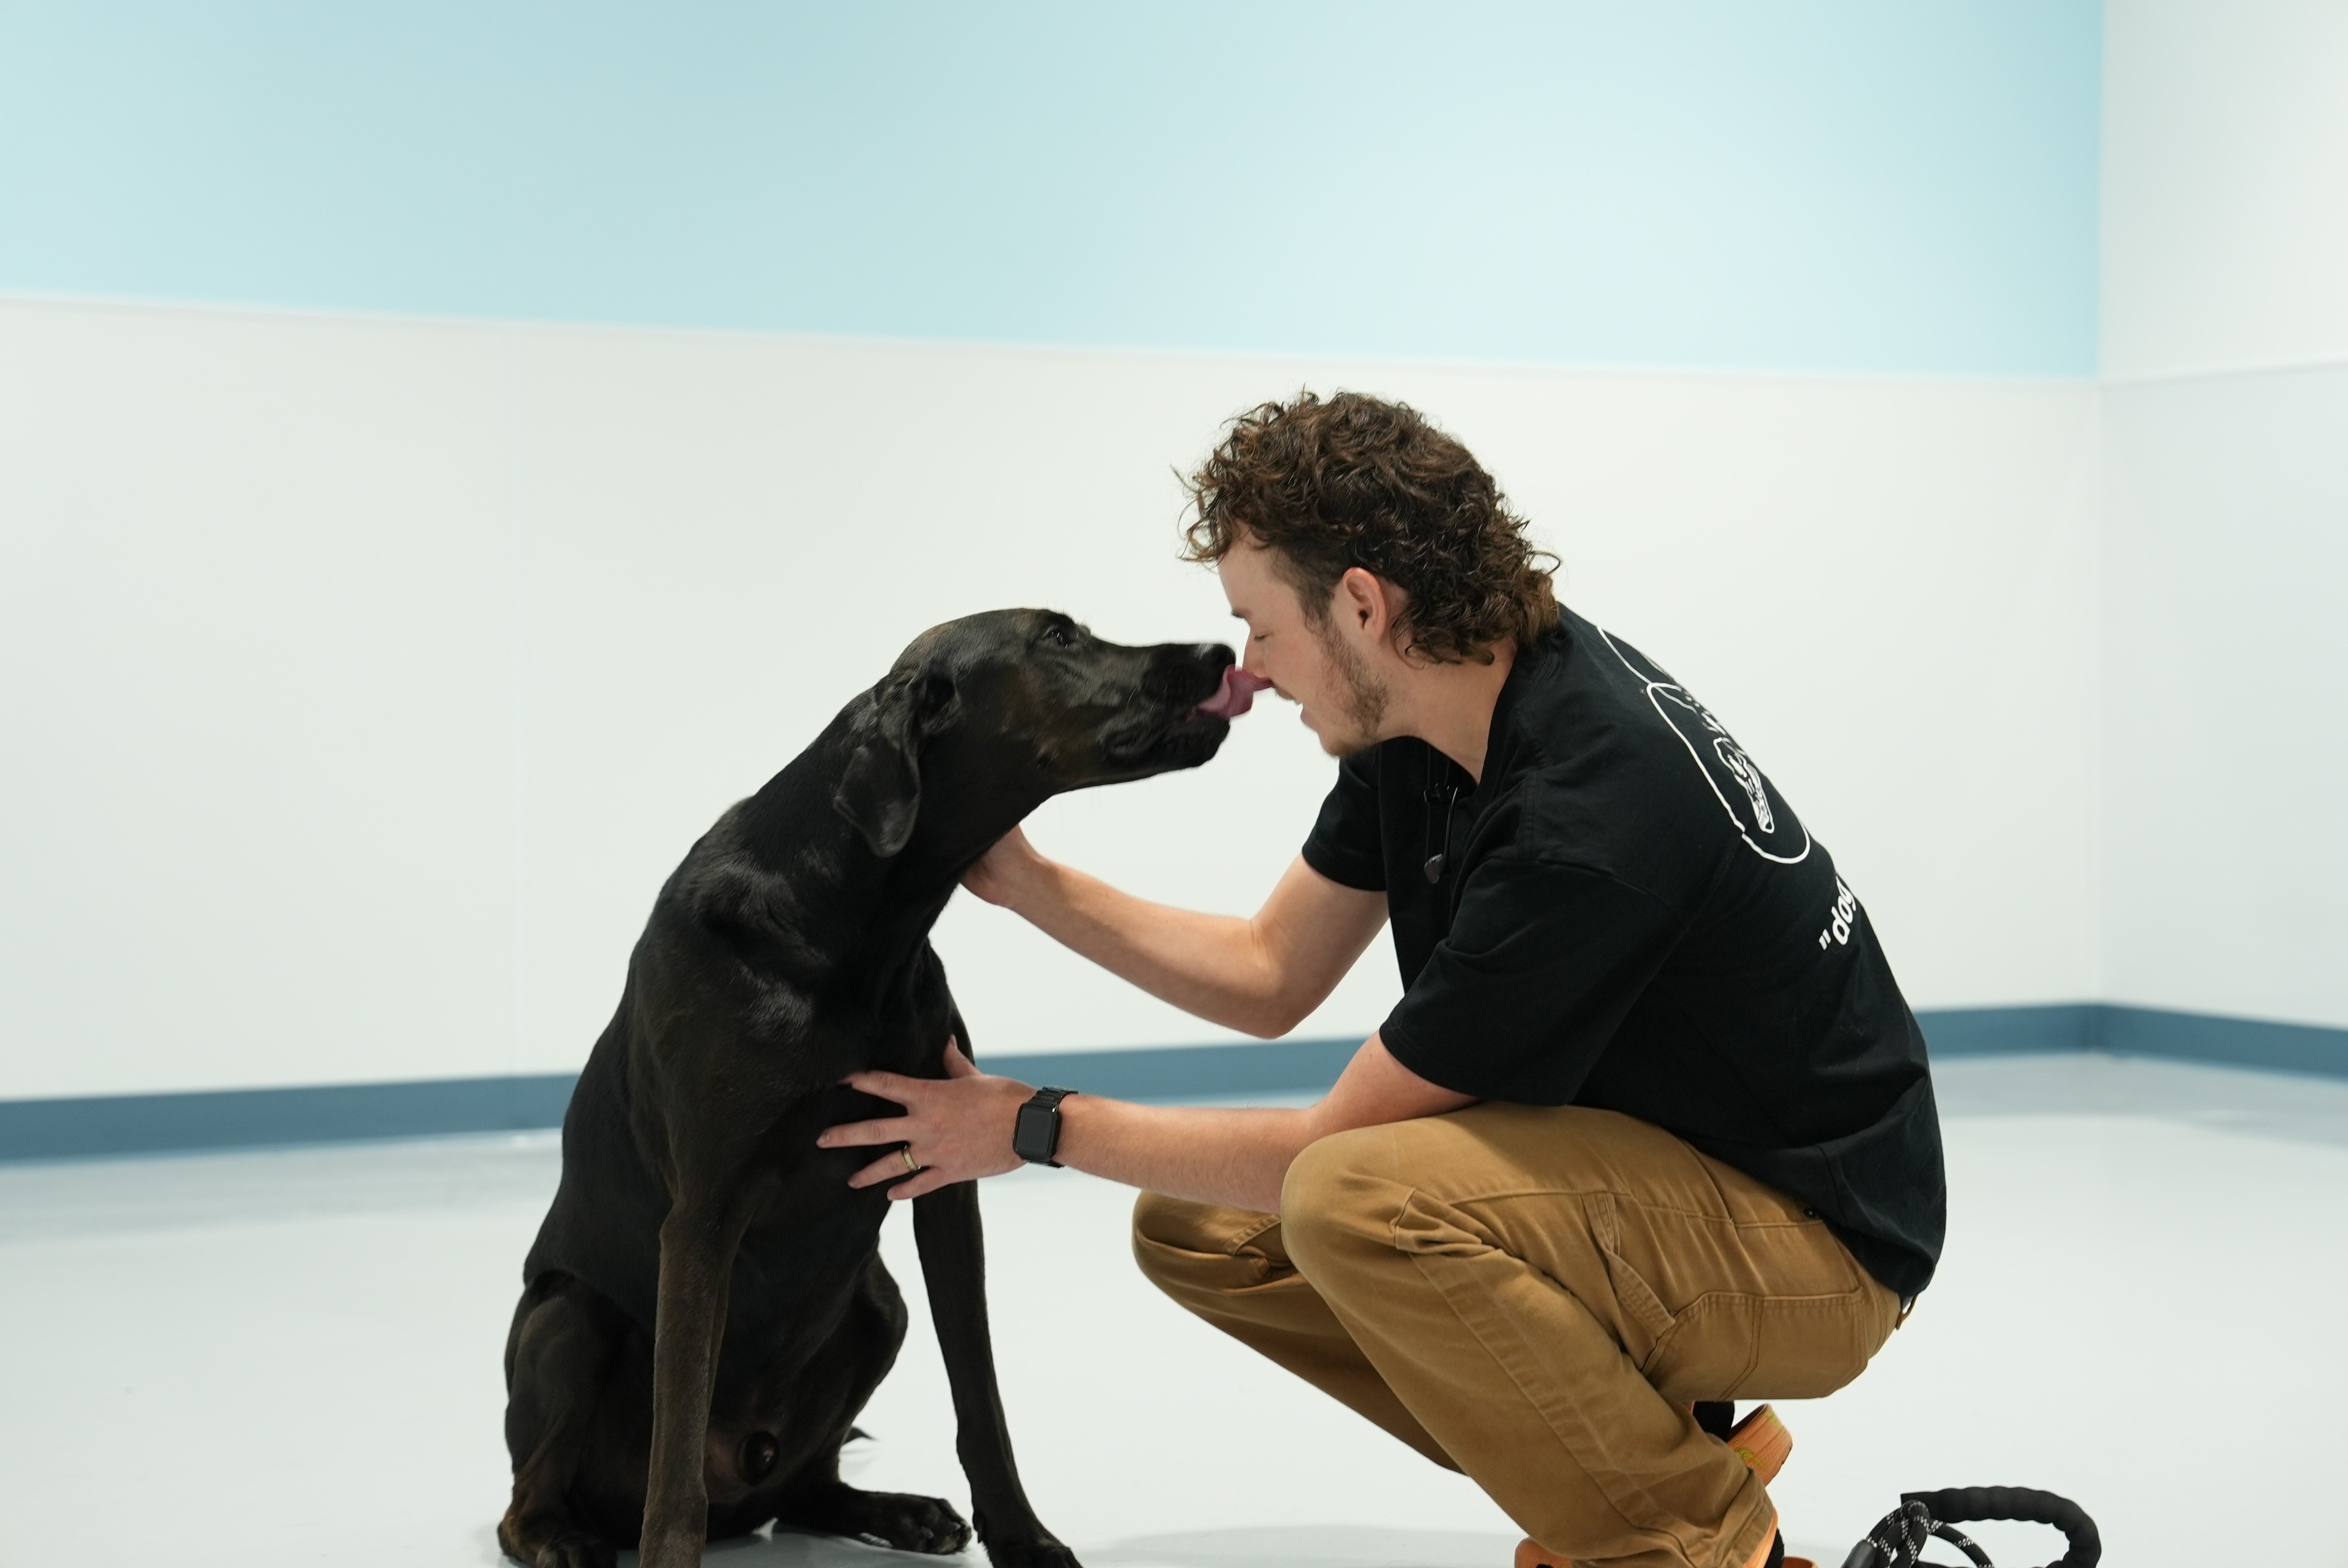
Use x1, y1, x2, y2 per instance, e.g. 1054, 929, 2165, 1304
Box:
898, 1144, 919, 1175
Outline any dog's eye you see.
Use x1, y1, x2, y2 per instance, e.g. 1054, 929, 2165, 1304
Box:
1039, 624, 1079, 650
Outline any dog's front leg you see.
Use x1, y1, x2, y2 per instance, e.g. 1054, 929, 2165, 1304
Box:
640, 1203, 739, 1568
912, 1182, 1079, 1568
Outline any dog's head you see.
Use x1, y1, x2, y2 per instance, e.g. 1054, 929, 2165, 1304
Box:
832, 608, 1239, 859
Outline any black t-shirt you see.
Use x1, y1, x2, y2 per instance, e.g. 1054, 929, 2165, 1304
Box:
1302, 606, 1945, 1297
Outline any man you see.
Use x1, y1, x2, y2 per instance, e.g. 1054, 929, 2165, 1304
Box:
820, 391, 1944, 1568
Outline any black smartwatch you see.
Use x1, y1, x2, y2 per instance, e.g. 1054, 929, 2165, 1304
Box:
1012, 1086, 1078, 1167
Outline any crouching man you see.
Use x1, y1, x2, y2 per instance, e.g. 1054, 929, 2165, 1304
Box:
822, 391, 1945, 1568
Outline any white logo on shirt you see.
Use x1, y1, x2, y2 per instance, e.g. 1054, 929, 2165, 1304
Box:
1601, 630, 1812, 866
1818, 875, 1861, 948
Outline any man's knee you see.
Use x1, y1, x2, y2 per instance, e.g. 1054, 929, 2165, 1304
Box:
1130, 1190, 1279, 1302
1129, 1189, 1205, 1276
1277, 1124, 1403, 1285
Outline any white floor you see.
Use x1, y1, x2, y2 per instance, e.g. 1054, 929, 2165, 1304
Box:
4, 1055, 2346, 1568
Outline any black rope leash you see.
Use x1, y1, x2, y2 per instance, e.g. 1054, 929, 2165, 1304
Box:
1839, 1487, 2099, 1568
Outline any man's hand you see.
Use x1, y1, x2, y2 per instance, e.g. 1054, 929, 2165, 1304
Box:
960, 826, 1044, 910
818, 1039, 1033, 1201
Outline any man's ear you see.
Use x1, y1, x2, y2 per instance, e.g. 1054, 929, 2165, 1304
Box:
832, 667, 959, 858
1334, 567, 1388, 635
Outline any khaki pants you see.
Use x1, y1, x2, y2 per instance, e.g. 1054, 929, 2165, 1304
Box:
1131, 1104, 1902, 1568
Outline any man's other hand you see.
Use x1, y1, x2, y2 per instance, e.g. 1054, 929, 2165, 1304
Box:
819, 1038, 1031, 1200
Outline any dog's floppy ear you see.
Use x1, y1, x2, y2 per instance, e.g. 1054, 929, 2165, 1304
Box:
833, 667, 959, 858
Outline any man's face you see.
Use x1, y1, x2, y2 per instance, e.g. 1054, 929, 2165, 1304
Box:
1216, 537, 1392, 757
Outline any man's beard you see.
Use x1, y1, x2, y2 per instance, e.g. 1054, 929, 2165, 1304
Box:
1314, 617, 1391, 757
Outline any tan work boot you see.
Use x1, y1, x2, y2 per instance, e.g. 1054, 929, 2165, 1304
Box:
1512, 1405, 1813, 1568
1724, 1403, 1793, 1486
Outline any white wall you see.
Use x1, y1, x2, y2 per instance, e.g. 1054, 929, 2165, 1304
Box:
2100, 368, 2348, 1028
2099, 0, 2348, 1029
2102, 0, 2348, 380
0, 296, 2102, 1099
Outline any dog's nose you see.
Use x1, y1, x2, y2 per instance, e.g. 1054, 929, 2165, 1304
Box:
1142, 643, 1233, 702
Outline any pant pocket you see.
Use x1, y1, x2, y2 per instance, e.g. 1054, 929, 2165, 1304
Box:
1644, 1289, 1878, 1404
1588, 1194, 1678, 1365
1640, 1293, 1763, 1404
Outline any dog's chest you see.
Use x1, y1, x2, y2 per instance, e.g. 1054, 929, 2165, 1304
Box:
823, 943, 957, 1079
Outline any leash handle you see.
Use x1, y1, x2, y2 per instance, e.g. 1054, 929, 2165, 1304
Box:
1840, 1488, 2099, 1568
1904, 1487, 2101, 1568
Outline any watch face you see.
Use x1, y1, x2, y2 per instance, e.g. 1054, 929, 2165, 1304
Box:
1014, 1102, 1053, 1162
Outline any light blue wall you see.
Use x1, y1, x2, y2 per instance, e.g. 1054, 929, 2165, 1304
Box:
0, 1, 2099, 375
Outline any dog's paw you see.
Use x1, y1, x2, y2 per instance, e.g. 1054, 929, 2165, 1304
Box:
529, 1534, 617, 1568
777, 1481, 972, 1556
976, 1535, 1082, 1568
844, 1490, 972, 1556
499, 1512, 619, 1568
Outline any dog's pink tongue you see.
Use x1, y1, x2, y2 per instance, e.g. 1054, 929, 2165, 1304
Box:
1196, 667, 1273, 719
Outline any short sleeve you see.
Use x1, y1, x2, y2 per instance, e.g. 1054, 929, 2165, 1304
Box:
1300, 751, 1386, 892
1379, 856, 1681, 1103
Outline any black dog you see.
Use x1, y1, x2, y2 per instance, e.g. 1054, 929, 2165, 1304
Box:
499, 610, 1238, 1568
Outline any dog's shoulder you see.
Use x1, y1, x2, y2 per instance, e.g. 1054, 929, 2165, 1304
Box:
653, 792, 869, 979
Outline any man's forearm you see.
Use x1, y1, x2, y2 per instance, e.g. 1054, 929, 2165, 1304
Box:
1052, 1094, 1315, 1213
1016, 859, 1294, 1036
965, 832, 1386, 1039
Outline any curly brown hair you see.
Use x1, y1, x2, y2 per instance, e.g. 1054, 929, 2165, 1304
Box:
1181, 391, 1558, 664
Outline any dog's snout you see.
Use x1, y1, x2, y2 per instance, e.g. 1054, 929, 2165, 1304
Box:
1141, 642, 1234, 703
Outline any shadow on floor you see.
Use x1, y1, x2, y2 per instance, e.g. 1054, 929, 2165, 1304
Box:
545, 1525, 1528, 1568
1080, 1526, 1521, 1568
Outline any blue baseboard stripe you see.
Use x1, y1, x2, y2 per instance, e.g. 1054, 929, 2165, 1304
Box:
2094, 1004, 2348, 1078
1915, 1002, 2348, 1077
0, 1075, 579, 1164
1913, 1004, 2100, 1056
5, 1006, 2345, 1163
982, 1038, 1360, 1101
